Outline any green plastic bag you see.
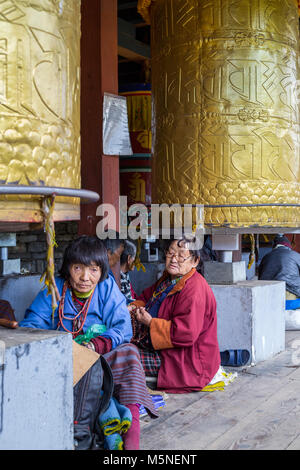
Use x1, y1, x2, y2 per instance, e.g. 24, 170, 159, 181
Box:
75, 323, 107, 345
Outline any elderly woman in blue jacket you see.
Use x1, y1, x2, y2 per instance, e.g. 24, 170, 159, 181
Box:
20, 235, 157, 449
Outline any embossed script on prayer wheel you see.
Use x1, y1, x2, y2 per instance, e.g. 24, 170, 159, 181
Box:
149, 0, 300, 228
0, 1, 81, 222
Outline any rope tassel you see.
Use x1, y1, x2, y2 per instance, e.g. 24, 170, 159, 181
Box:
134, 237, 146, 272
248, 234, 255, 270
40, 195, 60, 323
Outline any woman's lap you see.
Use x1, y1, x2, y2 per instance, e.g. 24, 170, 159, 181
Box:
138, 349, 161, 377
104, 343, 158, 418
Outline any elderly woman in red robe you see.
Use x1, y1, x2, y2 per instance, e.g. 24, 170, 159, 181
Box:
129, 235, 221, 393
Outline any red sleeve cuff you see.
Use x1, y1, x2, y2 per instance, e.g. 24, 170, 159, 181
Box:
90, 336, 112, 354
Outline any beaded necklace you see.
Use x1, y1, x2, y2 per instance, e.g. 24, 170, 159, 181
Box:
57, 281, 95, 338
131, 275, 182, 347
151, 276, 180, 298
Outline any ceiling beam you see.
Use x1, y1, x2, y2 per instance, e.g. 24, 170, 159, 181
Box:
118, 17, 150, 61
117, 45, 148, 62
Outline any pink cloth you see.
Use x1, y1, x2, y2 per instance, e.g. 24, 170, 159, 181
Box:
122, 404, 140, 450
130, 284, 137, 300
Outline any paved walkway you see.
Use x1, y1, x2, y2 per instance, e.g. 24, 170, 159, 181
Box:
140, 330, 300, 450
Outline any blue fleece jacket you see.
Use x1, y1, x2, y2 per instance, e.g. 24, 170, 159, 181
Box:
19, 274, 132, 349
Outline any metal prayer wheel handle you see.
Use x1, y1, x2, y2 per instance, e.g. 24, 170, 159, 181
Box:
0, 185, 99, 204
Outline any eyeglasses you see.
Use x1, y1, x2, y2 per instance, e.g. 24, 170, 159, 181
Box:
165, 250, 192, 263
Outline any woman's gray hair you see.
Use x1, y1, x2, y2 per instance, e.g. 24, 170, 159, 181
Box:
120, 239, 137, 265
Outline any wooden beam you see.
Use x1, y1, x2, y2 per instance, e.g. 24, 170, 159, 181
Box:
117, 45, 148, 62
118, 17, 150, 60
0, 222, 43, 232
118, 57, 131, 63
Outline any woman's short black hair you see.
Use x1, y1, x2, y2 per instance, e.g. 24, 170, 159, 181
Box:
120, 239, 136, 266
59, 235, 109, 282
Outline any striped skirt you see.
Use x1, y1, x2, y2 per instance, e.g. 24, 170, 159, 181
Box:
104, 343, 158, 419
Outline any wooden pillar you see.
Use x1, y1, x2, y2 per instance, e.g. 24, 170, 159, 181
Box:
79, 0, 119, 236
286, 234, 300, 254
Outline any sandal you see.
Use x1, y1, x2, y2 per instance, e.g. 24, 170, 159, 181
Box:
220, 349, 250, 367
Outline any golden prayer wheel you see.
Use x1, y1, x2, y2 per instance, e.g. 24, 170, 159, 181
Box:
139, 0, 300, 228
0, 0, 82, 223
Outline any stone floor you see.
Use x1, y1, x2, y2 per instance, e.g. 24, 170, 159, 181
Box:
140, 330, 300, 450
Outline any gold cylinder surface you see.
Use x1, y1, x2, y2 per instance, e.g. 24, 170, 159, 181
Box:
151, 0, 300, 228
0, 0, 81, 222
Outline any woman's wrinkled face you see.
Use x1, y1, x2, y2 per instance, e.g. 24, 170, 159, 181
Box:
69, 262, 101, 293
165, 241, 199, 279
128, 255, 136, 271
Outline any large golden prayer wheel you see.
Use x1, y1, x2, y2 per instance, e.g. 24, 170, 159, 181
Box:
0, 0, 81, 222
139, 0, 300, 228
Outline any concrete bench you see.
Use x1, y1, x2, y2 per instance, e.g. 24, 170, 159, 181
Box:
211, 280, 286, 364
0, 327, 73, 450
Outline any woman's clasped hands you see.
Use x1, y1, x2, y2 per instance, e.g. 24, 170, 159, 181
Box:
128, 304, 152, 327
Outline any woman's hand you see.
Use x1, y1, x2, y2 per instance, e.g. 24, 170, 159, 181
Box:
82, 341, 95, 351
127, 304, 137, 313
134, 307, 152, 327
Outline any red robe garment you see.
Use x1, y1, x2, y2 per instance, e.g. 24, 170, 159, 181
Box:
133, 269, 221, 393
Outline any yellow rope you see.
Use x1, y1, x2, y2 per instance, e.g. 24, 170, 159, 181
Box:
134, 237, 146, 272
248, 234, 255, 269
40, 196, 60, 323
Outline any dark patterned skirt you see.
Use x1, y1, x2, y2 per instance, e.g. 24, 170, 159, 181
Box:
139, 349, 161, 377
130, 314, 161, 378
104, 343, 158, 418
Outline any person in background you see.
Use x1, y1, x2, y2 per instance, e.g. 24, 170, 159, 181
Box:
102, 235, 125, 275
128, 234, 221, 393
258, 234, 300, 299
19, 236, 157, 449
120, 239, 137, 304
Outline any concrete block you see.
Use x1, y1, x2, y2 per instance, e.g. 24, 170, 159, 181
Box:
212, 233, 239, 251
0, 274, 42, 322
0, 234, 16, 247
211, 280, 286, 364
0, 259, 20, 276
0, 328, 73, 449
241, 252, 256, 280
203, 261, 246, 284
